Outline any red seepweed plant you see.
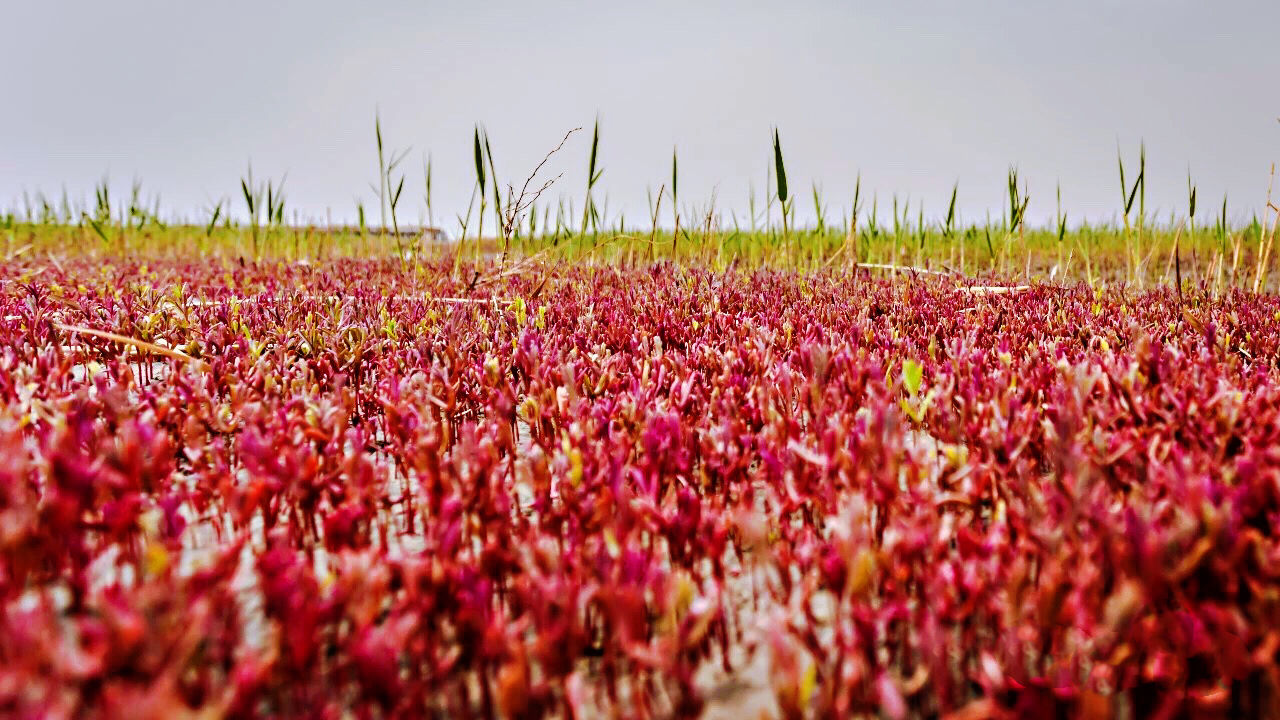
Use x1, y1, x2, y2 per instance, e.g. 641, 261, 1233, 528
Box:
0, 257, 1279, 718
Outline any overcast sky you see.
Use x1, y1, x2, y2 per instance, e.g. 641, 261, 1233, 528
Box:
4, 1, 1278, 230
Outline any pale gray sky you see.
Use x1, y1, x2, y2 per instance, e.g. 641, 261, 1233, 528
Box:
4, 1, 1278, 229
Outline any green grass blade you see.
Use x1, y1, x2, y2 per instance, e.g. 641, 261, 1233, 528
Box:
773, 129, 788, 204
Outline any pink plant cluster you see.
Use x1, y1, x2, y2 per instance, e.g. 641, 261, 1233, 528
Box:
2, 259, 1280, 718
